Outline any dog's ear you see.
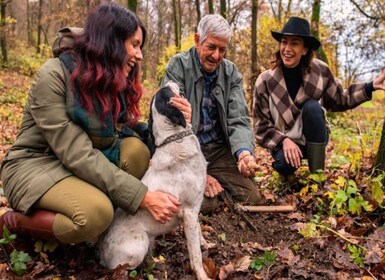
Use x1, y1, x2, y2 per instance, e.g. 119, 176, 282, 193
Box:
155, 87, 187, 128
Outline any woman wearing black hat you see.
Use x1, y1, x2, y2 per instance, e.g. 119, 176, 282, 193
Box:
253, 16, 385, 178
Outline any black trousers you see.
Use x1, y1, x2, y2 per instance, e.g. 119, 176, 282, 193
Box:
271, 100, 328, 176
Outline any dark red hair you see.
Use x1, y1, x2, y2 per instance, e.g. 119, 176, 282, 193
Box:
70, 3, 146, 126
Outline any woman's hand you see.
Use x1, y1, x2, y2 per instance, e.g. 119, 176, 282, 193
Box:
169, 96, 192, 124
140, 191, 180, 224
283, 138, 303, 168
237, 151, 257, 177
373, 68, 385, 91
205, 175, 224, 198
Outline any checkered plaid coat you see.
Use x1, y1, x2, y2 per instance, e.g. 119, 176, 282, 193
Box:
253, 58, 371, 150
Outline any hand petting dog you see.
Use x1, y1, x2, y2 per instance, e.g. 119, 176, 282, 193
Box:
166, 80, 192, 124
169, 97, 191, 124
140, 191, 180, 224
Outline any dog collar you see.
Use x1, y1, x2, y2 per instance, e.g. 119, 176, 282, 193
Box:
157, 129, 194, 148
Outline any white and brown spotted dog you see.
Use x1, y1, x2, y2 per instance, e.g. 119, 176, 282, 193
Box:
98, 83, 210, 280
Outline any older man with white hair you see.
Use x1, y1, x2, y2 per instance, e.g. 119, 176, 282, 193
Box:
161, 14, 263, 213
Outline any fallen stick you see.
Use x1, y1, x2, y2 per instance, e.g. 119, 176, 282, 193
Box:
235, 204, 297, 212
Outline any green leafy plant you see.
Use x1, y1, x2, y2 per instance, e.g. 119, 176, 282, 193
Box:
347, 244, 364, 267
0, 226, 17, 245
10, 250, 32, 276
129, 270, 138, 278
299, 223, 321, 238
0, 226, 32, 276
366, 172, 385, 206
250, 250, 276, 271
143, 262, 156, 280
325, 176, 372, 216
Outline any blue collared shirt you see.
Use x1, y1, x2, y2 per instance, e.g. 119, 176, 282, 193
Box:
194, 51, 225, 145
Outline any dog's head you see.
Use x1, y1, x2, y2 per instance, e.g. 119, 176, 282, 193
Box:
148, 82, 187, 147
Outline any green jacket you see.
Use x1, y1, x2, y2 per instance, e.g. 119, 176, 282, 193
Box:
161, 47, 254, 157
0, 58, 147, 214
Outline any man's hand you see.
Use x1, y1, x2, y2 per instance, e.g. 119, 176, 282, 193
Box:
205, 175, 224, 198
237, 151, 257, 177
283, 138, 303, 168
170, 96, 192, 124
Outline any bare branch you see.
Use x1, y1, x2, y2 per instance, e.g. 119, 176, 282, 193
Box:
349, 0, 383, 20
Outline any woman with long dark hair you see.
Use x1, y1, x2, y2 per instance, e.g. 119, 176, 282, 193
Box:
0, 3, 188, 244
253, 16, 385, 178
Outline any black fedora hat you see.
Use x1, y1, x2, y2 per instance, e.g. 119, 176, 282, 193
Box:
271, 16, 321, 50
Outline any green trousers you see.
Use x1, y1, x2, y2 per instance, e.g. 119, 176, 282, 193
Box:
35, 137, 150, 243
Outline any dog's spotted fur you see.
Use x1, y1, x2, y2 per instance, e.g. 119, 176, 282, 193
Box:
98, 85, 210, 280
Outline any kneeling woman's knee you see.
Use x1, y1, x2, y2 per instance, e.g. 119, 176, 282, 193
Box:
120, 137, 150, 179
302, 100, 323, 117
84, 202, 114, 238
56, 201, 114, 244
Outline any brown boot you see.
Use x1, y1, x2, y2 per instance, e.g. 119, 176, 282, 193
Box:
1, 210, 58, 242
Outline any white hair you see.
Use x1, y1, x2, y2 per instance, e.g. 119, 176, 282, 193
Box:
197, 14, 232, 43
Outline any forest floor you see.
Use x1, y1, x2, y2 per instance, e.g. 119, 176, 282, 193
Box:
0, 69, 384, 279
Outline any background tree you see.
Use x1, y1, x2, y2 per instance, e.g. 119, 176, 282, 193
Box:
172, 0, 181, 50
220, 0, 226, 18
0, 0, 11, 65
208, 0, 214, 14
36, 0, 42, 53
250, 0, 258, 102
195, 0, 201, 26
349, 0, 385, 22
311, 0, 328, 63
127, 0, 137, 12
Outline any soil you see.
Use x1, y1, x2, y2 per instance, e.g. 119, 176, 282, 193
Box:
0, 149, 384, 280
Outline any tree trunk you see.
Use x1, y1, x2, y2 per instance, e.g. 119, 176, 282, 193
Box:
172, 0, 181, 50
0, 0, 8, 65
127, 0, 137, 12
26, 0, 33, 45
311, 0, 328, 63
195, 0, 201, 27
284, 0, 292, 22
375, 120, 385, 171
142, 0, 149, 80
250, 0, 258, 112
220, 0, 226, 18
250, 0, 258, 88
36, 0, 42, 54
277, 0, 282, 24
208, 0, 214, 14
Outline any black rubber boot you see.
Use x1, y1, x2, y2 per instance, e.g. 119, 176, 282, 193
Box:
306, 142, 326, 173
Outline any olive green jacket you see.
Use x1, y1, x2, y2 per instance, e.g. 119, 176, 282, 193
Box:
0, 58, 147, 214
161, 47, 254, 157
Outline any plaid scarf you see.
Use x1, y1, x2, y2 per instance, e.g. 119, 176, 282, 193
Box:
59, 53, 150, 165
